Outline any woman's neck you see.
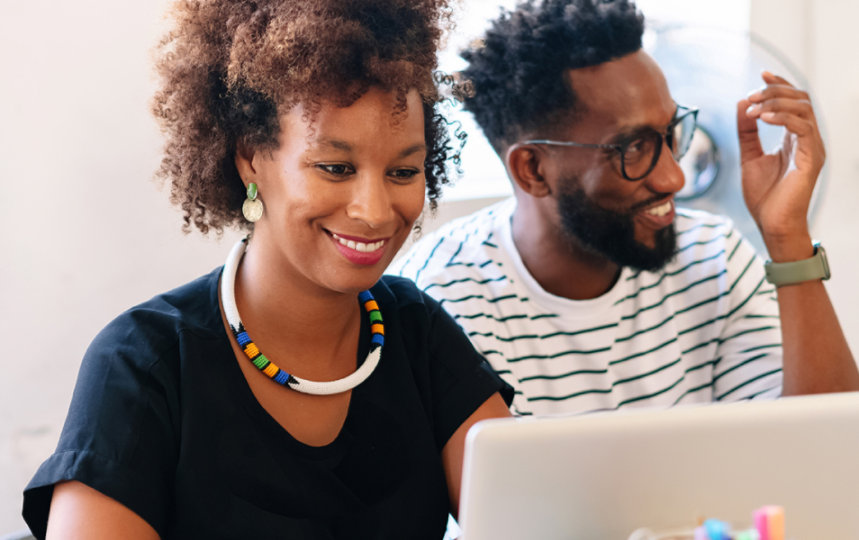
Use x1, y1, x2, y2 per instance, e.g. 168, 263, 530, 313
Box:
231, 236, 364, 371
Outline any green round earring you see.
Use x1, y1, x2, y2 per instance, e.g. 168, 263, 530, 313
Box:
242, 182, 264, 222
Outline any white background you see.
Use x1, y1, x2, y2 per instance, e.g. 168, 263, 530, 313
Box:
2, 0, 857, 534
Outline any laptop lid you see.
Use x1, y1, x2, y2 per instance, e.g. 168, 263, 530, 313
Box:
459, 392, 859, 539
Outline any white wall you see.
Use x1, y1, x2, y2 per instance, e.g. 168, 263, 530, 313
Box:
0, 0, 240, 532
749, 0, 859, 371
1, 0, 857, 534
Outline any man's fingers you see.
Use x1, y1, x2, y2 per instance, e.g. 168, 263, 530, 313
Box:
757, 111, 817, 138
749, 97, 823, 146
745, 97, 815, 121
748, 72, 810, 109
740, 72, 824, 170
736, 98, 764, 160
744, 72, 823, 150
747, 85, 811, 106
761, 70, 793, 87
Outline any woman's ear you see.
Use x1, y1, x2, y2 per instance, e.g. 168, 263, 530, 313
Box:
505, 143, 551, 198
234, 141, 257, 185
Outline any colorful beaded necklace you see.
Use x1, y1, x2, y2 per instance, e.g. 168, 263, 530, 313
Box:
221, 237, 384, 395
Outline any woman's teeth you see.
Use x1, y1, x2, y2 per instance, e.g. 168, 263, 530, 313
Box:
332, 233, 385, 252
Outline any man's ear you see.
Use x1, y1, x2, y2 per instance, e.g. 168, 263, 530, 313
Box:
234, 141, 257, 185
505, 144, 551, 198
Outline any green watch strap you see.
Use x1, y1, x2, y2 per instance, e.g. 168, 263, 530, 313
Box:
764, 242, 831, 286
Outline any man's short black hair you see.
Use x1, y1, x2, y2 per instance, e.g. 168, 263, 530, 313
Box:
461, 0, 644, 152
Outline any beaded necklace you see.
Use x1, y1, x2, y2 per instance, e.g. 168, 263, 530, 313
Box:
221, 237, 384, 395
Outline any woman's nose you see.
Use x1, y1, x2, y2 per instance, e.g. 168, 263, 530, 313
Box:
345, 173, 394, 229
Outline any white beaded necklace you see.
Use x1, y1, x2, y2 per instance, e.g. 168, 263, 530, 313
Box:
220, 238, 383, 395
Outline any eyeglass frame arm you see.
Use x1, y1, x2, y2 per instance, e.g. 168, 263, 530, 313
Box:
517, 106, 699, 153
513, 106, 699, 181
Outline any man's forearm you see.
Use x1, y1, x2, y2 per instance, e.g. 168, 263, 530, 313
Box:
776, 277, 859, 395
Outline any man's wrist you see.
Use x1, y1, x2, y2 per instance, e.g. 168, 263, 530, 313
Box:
764, 241, 830, 286
762, 232, 814, 263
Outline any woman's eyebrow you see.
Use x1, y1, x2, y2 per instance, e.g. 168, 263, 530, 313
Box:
312, 138, 427, 158
397, 143, 428, 158
314, 138, 353, 152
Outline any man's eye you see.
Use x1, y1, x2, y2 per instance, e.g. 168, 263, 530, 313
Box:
623, 138, 648, 163
628, 138, 647, 153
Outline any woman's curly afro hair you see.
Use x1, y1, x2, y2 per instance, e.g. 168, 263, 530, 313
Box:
153, 0, 457, 234
460, 0, 644, 152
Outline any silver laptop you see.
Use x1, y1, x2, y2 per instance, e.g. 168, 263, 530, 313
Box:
459, 392, 859, 539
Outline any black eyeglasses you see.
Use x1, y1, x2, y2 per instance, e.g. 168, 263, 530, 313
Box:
519, 105, 699, 181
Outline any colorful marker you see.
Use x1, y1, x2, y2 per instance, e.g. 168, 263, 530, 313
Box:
753, 505, 785, 540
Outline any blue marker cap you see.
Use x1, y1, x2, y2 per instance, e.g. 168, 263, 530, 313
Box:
704, 518, 731, 540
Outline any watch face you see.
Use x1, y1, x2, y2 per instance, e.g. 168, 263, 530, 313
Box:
816, 243, 831, 279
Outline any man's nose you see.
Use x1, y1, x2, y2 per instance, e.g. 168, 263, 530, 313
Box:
645, 141, 686, 194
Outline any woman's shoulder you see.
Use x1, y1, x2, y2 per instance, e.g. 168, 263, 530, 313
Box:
87, 267, 224, 368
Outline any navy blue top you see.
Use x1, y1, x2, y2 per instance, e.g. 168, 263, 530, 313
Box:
23, 269, 512, 539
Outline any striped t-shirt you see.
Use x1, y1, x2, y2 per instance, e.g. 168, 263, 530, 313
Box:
389, 198, 783, 416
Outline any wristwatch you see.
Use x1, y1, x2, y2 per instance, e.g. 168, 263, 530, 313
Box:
764, 241, 830, 286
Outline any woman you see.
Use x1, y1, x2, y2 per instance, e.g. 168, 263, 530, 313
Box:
22, 1, 512, 538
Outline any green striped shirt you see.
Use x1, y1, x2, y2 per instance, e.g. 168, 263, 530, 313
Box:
389, 198, 782, 416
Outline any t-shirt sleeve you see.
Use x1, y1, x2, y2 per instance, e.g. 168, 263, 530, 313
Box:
22, 312, 180, 539
423, 293, 514, 448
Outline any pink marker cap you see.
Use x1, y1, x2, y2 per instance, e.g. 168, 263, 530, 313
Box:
754, 505, 785, 540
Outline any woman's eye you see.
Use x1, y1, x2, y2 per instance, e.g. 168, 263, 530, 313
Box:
317, 163, 354, 176
390, 168, 421, 181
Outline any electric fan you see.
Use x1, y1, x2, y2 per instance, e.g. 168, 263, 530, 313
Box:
645, 23, 826, 255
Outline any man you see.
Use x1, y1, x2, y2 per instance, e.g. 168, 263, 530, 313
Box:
391, 0, 858, 416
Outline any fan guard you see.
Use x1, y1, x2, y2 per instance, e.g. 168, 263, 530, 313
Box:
645, 23, 826, 255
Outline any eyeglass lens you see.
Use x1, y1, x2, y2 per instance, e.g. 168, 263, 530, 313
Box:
621, 111, 697, 181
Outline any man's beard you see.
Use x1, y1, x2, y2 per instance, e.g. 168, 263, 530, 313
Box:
557, 184, 677, 272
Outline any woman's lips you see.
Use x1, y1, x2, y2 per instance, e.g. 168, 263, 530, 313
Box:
329, 231, 389, 266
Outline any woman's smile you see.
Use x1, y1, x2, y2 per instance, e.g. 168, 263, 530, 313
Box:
328, 231, 390, 265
